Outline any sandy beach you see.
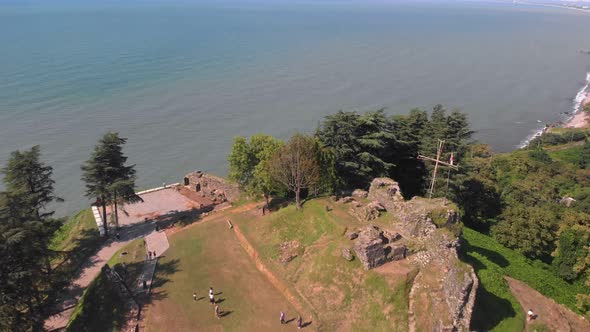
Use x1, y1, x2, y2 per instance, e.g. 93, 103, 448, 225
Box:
565, 93, 590, 128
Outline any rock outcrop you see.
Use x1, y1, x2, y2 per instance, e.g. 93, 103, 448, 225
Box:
352, 225, 406, 270
364, 177, 478, 332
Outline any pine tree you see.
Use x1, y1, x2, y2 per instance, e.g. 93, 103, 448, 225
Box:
81, 132, 139, 236
1, 145, 62, 219
0, 146, 62, 330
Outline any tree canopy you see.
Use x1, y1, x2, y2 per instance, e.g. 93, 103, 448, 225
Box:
81, 132, 139, 235
228, 134, 284, 206
269, 134, 321, 209
0, 146, 62, 330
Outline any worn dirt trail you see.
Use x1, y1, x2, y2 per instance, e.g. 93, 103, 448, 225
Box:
506, 277, 590, 332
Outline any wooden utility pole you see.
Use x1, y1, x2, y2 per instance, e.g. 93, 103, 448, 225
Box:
418, 140, 459, 199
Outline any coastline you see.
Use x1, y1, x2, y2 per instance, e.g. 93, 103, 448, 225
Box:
564, 93, 590, 128
520, 73, 590, 148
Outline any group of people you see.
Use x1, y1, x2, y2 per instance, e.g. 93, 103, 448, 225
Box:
191, 287, 306, 328
280, 311, 304, 329
193, 287, 223, 319
147, 250, 156, 260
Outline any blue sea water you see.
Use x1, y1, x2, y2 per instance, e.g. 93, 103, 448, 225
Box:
1, 0, 589, 216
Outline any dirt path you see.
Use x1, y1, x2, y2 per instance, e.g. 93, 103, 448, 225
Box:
506, 277, 590, 332
44, 222, 156, 331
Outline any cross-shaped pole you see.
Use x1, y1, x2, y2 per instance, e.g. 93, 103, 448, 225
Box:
417, 140, 459, 199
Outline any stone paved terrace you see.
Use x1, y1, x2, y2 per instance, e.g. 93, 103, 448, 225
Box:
109, 186, 214, 227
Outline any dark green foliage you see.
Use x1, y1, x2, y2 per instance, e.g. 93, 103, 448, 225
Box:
1, 145, 62, 219
228, 134, 284, 205
81, 132, 139, 235
553, 228, 588, 281
528, 147, 553, 163
0, 146, 62, 331
491, 206, 559, 260
315, 110, 400, 190
528, 131, 589, 148
578, 140, 590, 169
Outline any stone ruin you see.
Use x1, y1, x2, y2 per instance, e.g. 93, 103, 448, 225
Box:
184, 171, 241, 203
349, 177, 478, 331
352, 225, 406, 270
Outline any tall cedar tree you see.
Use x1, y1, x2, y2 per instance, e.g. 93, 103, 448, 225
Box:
269, 134, 321, 209
0, 146, 62, 330
315, 110, 399, 190
81, 132, 140, 236
419, 106, 474, 197
1, 146, 62, 277
1, 145, 62, 219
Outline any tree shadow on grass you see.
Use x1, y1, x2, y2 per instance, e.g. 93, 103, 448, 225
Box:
141, 259, 181, 304
459, 242, 517, 331
469, 279, 518, 331
461, 236, 510, 268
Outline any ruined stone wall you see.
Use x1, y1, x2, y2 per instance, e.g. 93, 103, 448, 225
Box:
184, 171, 241, 203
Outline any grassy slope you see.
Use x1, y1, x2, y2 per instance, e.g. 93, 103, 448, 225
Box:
463, 227, 589, 331
50, 208, 100, 252
50, 208, 103, 291
234, 198, 415, 331
66, 239, 145, 332
66, 269, 127, 332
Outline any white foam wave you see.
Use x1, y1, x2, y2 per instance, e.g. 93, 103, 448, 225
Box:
518, 72, 590, 149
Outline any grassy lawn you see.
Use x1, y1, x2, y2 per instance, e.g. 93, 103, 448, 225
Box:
462, 227, 589, 331
65, 239, 146, 332
144, 218, 300, 332
233, 198, 416, 331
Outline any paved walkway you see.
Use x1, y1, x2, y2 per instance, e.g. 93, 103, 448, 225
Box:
135, 231, 170, 295
44, 222, 156, 331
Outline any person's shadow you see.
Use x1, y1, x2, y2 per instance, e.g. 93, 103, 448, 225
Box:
302, 321, 312, 328
285, 318, 295, 324
220, 310, 233, 317
215, 298, 225, 304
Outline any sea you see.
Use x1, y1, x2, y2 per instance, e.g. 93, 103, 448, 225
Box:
1, 0, 589, 216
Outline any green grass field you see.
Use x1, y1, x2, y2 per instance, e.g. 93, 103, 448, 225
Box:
462, 227, 589, 331
144, 218, 300, 331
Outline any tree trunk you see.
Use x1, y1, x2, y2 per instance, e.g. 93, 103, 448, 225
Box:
295, 188, 301, 210
45, 255, 52, 279
264, 193, 270, 211
113, 191, 119, 229
101, 199, 108, 237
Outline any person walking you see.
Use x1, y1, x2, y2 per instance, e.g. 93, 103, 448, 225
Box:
193, 290, 197, 302
280, 311, 286, 324
148, 251, 152, 260
297, 316, 303, 329
527, 309, 536, 322
214, 304, 221, 319
209, 291, 215, 305
153, 250, 156, 258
